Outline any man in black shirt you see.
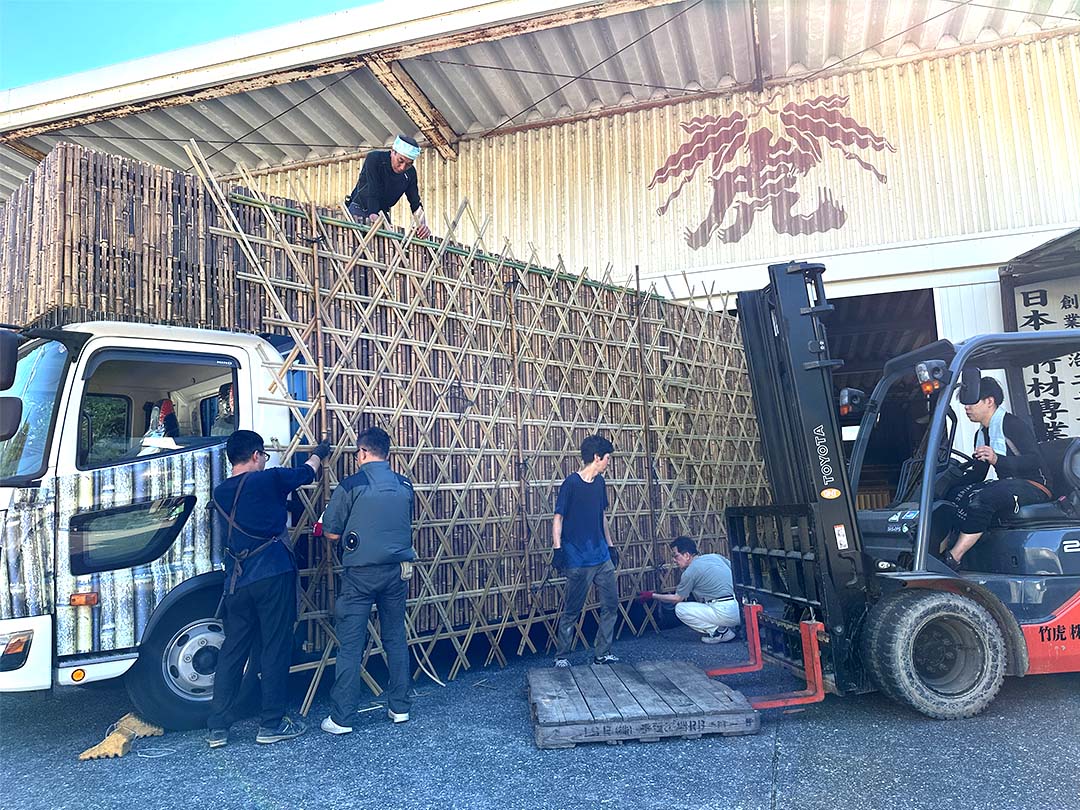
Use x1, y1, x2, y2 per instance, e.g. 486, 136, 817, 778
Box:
206, 430, 329, 748
346, 135, 430, 238
944, 377, 1050, 569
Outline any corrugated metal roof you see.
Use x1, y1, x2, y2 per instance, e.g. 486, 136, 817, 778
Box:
2, 0, 1078, 199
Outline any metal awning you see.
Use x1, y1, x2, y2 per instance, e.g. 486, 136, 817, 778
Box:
2, 0, 1078, 199
1002, 227, 1080, 282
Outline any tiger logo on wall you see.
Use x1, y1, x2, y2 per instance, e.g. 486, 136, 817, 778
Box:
649, 94, 896, 249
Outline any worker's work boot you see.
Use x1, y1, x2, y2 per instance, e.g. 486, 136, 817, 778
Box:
206, 728, 228, 749
388, 709, 410, 724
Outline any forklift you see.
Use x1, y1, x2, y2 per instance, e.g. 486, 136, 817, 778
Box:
713, 262, 1080, 720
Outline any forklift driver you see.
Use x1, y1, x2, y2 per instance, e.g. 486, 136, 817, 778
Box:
943, 377, 1051, 570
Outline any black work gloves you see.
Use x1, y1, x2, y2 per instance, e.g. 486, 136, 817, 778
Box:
551, 547, 567, 573
312, 440, 332, 460
608, 547, 620, 569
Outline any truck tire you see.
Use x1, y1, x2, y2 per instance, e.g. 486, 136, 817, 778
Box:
125, 589, 224, 730
861, 589, 1006, 720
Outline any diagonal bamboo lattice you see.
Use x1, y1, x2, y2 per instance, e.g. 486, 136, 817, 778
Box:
0, 142, 769, 708
184, 138, 771, 704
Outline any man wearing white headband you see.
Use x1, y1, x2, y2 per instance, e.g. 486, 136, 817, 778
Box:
346, 135, 430, 238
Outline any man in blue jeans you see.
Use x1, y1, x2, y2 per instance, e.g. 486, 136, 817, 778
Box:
320, 427, 416, 734
206, 430, 329, 748
552, 434, 620, 668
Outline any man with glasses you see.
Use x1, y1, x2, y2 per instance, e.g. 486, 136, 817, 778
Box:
346, 135, 431, 238
206, 430, 330, 748
638, 536, 740, 644
320, 426, 416, 734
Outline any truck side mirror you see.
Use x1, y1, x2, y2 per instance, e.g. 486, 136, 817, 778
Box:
839, 388, 865, 416
0, 396, 22, 441
0, 330, 18, 390
958, 367, 982, 405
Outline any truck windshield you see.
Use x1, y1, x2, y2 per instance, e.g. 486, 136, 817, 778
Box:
0, 340, 69, 483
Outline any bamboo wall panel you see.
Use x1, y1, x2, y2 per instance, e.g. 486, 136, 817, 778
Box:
0, 143, 769, 685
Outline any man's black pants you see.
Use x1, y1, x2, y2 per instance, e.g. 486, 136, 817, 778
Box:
953, 478, 1050, 534
207, 572, 296, 730
330, 564, 410, 725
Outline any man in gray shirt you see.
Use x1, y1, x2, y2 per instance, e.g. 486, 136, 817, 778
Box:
639, 536, 741, 643
319, 427, 416, 735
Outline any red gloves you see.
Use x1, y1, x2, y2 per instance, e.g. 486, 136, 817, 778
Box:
637, 591, 654, 602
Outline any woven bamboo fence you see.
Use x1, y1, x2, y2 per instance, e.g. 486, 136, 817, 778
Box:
0, 143, 768, 702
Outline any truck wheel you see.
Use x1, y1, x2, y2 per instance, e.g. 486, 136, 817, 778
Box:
862, 590, 1006, 720
125, 589, 224, 730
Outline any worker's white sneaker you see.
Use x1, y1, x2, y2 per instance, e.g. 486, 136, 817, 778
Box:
388, 709, 410, 724
701, 627, 737, 644
321, 715, 353, 735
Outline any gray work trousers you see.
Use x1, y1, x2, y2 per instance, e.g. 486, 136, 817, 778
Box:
555, 560, 618, 658
329, 564, 411, 724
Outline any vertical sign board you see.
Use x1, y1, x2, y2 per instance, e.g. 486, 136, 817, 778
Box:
1007, 276, 1080, 439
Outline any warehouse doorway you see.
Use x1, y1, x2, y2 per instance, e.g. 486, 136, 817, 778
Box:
821, 288, 938, 508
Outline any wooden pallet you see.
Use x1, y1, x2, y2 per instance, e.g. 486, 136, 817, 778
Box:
527, 660, 759, 749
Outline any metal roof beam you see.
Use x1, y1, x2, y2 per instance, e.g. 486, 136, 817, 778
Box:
3, 140, 46, 162
0, 0, 681, 146
364, 56, 458, 160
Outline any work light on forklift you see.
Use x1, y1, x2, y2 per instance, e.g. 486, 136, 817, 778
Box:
838, 387, 865, 417
915, 360, 948, 395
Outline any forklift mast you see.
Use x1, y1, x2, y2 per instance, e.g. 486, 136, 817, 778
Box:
732, 262, 874, 694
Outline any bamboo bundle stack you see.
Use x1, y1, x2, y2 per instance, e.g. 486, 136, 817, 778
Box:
0, 143, 770, 686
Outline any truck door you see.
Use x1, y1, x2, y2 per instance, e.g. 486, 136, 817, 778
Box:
50, 341, 240, 661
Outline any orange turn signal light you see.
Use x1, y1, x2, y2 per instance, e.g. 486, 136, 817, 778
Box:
839, 404, 851, 416
4, 632, 30, 655
69, 592, 99, 607
71, 668, 86, 682
920, 380, 941, 395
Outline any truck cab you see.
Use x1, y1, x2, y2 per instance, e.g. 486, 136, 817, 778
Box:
0, 322, 292, 728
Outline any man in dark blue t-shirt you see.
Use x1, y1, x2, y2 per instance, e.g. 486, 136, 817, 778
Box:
551, 434, 620, 667
206, 430, 329, 749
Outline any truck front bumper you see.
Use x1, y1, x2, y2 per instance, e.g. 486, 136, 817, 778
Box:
0, 615, 52, 691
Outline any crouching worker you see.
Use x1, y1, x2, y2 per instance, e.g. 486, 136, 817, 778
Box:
638, 536, 740, 644
321, 427, 416, 734
207, 431, 329, 748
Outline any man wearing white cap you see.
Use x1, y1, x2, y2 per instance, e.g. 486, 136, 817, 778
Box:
346, 135, 430, 238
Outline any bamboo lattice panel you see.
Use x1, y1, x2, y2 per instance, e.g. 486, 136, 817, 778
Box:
0, 143, 770, 689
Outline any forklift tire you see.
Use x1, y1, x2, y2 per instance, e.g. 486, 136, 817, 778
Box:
861, 590, 1006, 720
125, 589, 223, 731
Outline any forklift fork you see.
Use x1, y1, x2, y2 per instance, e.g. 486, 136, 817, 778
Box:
707, 603, 827, 710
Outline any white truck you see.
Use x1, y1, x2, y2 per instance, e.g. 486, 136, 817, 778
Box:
0, 321, 299, 728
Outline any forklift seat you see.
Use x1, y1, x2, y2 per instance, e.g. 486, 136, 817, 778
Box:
999, 437, 1080, 526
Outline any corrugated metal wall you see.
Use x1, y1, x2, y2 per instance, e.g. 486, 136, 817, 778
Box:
240, 32, 1080, 280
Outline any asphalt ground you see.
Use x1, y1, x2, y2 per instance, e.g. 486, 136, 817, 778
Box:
2, 621, 1078, 810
